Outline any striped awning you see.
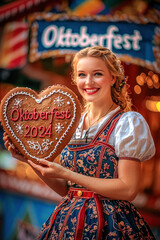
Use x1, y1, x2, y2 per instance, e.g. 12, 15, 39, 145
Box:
0, 0, 50, 23
0, 21, 29, 69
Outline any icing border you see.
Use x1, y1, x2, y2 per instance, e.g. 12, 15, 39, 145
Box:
3, 89, 77, 161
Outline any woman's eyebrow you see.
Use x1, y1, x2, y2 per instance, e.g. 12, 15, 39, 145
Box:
93, 69, 104, 72
77, 69, 104, 72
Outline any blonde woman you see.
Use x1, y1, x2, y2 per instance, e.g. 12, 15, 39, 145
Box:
4, 46, 156, 239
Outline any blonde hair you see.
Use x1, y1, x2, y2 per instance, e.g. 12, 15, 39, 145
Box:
72, 46, 132, 112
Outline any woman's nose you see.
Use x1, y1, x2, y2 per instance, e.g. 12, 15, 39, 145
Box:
85, 75, 93, 84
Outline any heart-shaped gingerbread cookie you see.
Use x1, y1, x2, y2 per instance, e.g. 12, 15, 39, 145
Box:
0, 85, 81, 162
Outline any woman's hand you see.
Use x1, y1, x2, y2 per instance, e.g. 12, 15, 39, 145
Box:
3, 132, 27, 162
28, 159, 68, 179
3, 132, 69, 196
28, 159, 69, 196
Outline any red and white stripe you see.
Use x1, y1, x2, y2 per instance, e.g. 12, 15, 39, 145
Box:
0, 0, 49, 23
0, 21, 29, 69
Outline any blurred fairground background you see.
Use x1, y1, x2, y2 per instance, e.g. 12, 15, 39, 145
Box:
0, 0, 160, 239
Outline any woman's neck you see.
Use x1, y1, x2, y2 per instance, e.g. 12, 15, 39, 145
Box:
83, 101, 116, 130
89, 101, 115, 120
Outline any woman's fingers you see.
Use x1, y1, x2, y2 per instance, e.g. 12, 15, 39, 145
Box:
3, 134, 9, 143
27, 159, 49, 176
28, 159, 51, 170
28, 160, 38, 168
37, 158, 51, 167
3, 132, 7, 137
3, 136, 27, 162
4, 140, 15, 151
3, 133, 15, 151
3, 131, 27, 162
3, 132, 10, 141
8, 145, 27, 162
4, 139, 9, 149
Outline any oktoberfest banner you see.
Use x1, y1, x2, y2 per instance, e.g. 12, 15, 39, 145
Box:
29, 14, 160, 73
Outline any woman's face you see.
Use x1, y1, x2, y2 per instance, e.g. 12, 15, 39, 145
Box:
76, 57, 115, 105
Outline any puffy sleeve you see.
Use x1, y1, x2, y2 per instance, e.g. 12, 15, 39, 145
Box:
114, 111, 156, 161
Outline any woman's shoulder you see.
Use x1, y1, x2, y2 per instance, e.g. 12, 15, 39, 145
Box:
118, 110, 149, 128
114, 110, 156, 161
121, 110, 144, 119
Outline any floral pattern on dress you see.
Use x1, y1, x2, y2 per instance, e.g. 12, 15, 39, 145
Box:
39, 111, 155, 240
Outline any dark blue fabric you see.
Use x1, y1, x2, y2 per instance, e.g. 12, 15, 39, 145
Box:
39, 111, 155, 239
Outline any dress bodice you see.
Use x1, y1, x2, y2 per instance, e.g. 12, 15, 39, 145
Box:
60, 110, 123, 188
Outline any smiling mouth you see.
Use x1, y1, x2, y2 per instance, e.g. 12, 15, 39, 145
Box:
84, 88, 99, 94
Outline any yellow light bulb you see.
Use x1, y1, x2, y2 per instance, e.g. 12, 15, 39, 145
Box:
156, 102, 160, 112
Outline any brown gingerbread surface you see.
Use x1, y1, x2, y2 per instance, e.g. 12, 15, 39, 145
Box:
0, 85, 81, 162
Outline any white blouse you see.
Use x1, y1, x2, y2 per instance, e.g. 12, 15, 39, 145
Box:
74, 107, 155, 162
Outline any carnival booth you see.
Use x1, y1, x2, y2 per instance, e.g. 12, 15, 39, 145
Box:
0, 0, 160, 239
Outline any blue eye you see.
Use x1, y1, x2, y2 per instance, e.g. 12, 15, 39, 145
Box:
78, 73, 86, 77
95, 72, 102, 76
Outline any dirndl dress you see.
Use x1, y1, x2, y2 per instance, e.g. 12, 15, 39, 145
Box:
39, 109, 155, 240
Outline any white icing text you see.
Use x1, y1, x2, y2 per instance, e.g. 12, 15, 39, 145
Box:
42, 25, 142, 51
